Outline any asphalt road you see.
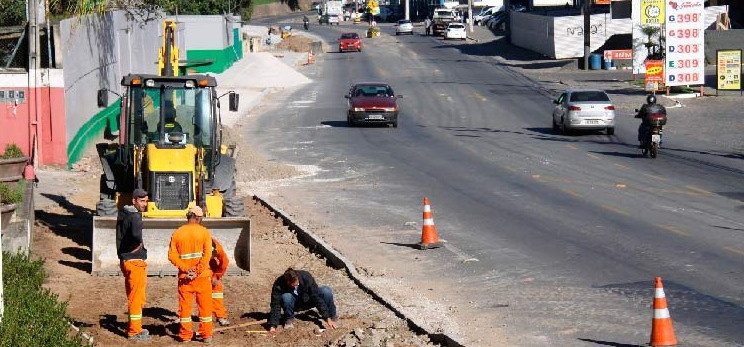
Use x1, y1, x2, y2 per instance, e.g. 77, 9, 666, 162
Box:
247, 16, 744, 347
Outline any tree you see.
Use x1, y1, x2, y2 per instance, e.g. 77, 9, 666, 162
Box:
0, 0, 28, 26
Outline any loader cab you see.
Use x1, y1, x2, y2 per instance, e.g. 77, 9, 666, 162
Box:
125, 76, 216, 149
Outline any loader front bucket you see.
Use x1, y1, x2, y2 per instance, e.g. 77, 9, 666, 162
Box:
91, 217, 251, 276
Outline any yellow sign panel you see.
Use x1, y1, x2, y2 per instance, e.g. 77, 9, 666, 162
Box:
717, 50, 742, 90
641, 0, 665, 24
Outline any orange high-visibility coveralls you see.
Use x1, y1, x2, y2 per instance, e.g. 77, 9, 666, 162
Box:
168, 224, 213, 342
120, 260, 147, 337
209, 238, 229, 320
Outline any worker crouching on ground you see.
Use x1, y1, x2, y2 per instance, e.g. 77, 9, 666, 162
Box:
168, 206, 214, 343
116, 188, 151, 341
268, 268, 339, 334
210, 237, 230, 326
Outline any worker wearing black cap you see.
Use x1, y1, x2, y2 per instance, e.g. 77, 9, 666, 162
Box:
116, 188, 151, 341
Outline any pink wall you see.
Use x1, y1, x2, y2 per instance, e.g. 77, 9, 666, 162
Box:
0, 70, 67, 166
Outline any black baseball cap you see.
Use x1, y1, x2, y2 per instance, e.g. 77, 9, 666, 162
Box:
132, 188, 148, 199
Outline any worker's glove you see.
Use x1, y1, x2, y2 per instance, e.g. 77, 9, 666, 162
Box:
186, 267, 197, 280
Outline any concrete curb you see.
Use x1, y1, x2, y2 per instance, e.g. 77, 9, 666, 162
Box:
252, 195, 466, 347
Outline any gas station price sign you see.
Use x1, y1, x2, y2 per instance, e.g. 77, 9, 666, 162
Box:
665, 1, 705, 86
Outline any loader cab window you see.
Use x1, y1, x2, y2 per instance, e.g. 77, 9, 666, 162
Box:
128, 86, 213, 148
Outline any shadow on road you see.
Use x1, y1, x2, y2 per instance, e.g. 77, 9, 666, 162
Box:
577, 338, 644, 347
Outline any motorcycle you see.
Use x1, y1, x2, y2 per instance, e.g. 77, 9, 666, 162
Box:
303, 18, 309, 30
635, 109, 667, 158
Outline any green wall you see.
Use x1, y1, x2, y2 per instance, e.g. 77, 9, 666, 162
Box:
67, 99, 120, 170
185, 29, 243, 74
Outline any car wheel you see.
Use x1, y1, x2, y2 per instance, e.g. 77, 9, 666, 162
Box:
392, 121, 398, 128
560, 119, 568, 135
606, 127, 615, 135
396, 32, 399, 35
552, 118, 559, 133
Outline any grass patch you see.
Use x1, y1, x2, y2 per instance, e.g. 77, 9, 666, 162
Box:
0, 252, 90, 347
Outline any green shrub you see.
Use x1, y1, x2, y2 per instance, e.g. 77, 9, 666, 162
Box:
0, 144, 24, 159
0, 252, 90, 347
0, 180, 24, 205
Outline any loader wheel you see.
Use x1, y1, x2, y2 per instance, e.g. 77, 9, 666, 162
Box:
96, 198, 118, 217
223, 196, 245, 217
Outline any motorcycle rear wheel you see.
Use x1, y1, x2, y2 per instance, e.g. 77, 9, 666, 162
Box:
650, 142, 658, 158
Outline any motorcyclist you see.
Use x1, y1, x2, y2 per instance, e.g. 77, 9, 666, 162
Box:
303, 15, 310, 30
635, 94, 666, 147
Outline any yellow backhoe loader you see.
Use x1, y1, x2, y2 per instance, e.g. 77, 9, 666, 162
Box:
91, 21, 250, 276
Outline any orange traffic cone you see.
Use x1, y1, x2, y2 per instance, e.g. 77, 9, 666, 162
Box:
419, 197, 441, 250
307, 49, 315, 64
650, 277, 677, 346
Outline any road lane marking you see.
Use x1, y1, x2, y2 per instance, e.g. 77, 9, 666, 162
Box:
377, 66, 388, 77
471, 91, 488, 102
643, 173, 667, 181
564, 144, 578, 150
658, 224, 691, 237
587, 153, 601, 160
561, 189, 582, 198
614, 183, 627, 188
685, 185, 712, 195
614, 163, 628, 170
724, 247, 744, 256
602, 205, 630, 216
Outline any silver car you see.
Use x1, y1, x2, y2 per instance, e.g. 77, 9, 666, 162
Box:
552, 89, 616, 135
396, 19, 414, 35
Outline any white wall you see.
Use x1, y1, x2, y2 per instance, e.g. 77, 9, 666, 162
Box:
511, 12, 555, 58
511, 11, 631, 59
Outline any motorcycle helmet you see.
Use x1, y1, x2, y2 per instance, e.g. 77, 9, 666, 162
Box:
646, 94, 657, 104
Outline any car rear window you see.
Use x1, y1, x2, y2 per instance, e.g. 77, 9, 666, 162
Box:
569, 91, 610, 102
449, 24, 465, 29
341, 33, 359, 39
354, 85, 394, 97
399, 20, 411, 24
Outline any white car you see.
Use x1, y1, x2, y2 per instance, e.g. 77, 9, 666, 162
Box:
395, 19, 414, 35
444, 23, 466, 40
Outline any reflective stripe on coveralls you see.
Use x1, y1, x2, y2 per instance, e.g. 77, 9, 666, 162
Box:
120, 259, 147, 337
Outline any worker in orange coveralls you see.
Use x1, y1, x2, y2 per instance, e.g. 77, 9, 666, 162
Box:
116, 188, 151, 341
209, 237, 231, 326
168, 206, 214, 343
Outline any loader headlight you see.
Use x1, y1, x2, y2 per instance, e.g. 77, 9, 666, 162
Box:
145, 79, 155, 87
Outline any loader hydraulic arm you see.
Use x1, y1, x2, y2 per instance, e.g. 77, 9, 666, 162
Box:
158, 20, 179, 77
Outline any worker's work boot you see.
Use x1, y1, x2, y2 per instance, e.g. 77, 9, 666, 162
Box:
202, 337, 213, 344
128, 329, 152, 341
283, 318, 296, 330
217, 317, 230, 326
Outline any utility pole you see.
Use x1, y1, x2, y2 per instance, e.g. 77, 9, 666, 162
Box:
583, 0, 591, 70
504, 0, 510, 43
405, 0, 409, 20
468, 0, 473, 32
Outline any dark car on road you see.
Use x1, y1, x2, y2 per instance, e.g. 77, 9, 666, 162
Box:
345, 82, 401, 127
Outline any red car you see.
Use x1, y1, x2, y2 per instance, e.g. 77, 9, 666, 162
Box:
345, 82, 401, 128
338, 32, 362, 52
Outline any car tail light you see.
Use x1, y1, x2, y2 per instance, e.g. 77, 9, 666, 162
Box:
569, 106, 581, 111
604, 105, 615, 110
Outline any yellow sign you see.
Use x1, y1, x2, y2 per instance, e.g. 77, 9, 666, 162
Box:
717, 49, 742, 90
367, 0, 378, 13
641, 0, 665, 24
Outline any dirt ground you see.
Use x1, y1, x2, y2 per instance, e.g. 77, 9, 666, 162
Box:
32, 132, 437, 346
